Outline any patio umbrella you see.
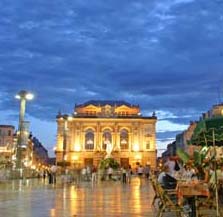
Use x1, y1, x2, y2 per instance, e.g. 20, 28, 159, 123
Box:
190, 117, 223, 217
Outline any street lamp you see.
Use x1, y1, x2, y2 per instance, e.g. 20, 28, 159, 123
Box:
15, 90, 34, 174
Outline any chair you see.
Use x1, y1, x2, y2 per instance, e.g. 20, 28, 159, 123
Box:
151, 175, 161, 206
155, 181, 185, 217
163, 174, 177, 189
196, 183, 223, 217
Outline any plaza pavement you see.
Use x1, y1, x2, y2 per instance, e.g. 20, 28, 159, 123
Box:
0, 176, 218, 217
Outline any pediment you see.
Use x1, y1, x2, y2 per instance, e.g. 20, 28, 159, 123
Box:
84, 105, 99, 109
116, 105, 131, 110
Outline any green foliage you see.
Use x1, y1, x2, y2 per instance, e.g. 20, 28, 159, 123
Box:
176, 148, 190, 164
193, 150, 201, 166
193, 146, 210, 167
99, 158, 119, 170
177, 146, 210, 167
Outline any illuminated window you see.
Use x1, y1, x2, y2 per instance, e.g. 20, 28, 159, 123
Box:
146, 141, 150, 149
85, 130, 94, 150
102, 130, 112, 150
120, 129, 129, 149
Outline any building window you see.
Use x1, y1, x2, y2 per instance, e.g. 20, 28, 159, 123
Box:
102, 130, 112, 150
120, 129, 129, 150
146, 141, 150, 149
85, 130, 94, 150
8, 130, 11, 136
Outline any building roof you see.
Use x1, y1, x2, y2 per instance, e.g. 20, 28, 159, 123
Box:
75, 100, 138, 108
0, 125, 15, 128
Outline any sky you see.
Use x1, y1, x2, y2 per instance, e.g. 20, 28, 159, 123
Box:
0, 0, 223, 157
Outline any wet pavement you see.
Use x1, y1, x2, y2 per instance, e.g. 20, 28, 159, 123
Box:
0, 177, 157, 217
0, 177, 218, 217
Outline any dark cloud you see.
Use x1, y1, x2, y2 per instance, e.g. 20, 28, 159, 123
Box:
0, 0, 223, 151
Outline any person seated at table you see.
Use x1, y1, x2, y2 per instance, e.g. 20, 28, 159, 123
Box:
217, 164, 223, 203
182, 163, 195, 181
194, 165, 209, 183
164, 157, 176, 176
158, 165, 177, 189
217, 164, 223, 180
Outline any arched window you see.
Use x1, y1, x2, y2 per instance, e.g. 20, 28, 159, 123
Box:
120, 129, 129, 150
85, 130, 94, 150
102, 130, 112, 150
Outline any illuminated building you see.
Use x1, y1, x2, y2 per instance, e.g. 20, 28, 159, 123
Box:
0, 125, 15, 160
55, 100, 157, 169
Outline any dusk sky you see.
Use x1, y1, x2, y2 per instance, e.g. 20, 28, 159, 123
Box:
0, 0, 223, 156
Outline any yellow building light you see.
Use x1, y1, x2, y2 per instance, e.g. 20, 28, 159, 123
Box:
135, 154, 142, 160
133, 144, 139, 152
64, 155, 67, 161
67, 116, 73, 121
31, 165, 36, 170
72, 155, 79, 161
74, 144, 81, 152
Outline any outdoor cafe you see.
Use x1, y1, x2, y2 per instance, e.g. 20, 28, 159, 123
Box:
151, 150, 223, 217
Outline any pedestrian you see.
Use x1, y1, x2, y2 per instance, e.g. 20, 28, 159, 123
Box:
137, 165, 144, 177
91, 165, 97, 183
50, 164, 57, 184
48, 170, 52, 184
43, 170, 46, 181
127, 165, 132, 183
81, 167, 87, 181
86, 166, 91, 181
107, 166, 113, 180
122, 167, 127, 183
144, 165, 150, 180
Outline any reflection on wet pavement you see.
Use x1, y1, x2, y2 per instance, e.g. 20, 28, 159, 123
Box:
0, 177, 155, 217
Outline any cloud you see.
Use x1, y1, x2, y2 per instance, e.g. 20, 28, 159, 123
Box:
157, 120, 188, 133
0, 0, 222, 154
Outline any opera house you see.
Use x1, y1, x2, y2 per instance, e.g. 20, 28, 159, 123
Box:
55, 100, 157, 169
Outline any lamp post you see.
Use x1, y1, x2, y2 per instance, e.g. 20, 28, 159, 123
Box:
15, 90, 34, 176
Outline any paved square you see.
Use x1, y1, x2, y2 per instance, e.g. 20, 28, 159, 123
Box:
0, 177, 157, 217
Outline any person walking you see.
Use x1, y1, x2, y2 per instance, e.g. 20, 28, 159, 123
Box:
50, 164, 57, 184
107, 166, 113, 180
144, 165, 150, 180
127, 165, 132, 183
137, 165, 144, 177
122, 167, 127, 184
91, 165, 97, 183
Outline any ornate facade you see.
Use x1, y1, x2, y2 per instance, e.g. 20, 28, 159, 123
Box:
55, 100, 157, 169
0, 125, 15, 160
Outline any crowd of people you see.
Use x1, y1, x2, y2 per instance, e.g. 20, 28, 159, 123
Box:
79, 164, 151, 184
37, 163, 152, 185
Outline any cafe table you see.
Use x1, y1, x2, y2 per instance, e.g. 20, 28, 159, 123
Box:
177, 180, 210, 217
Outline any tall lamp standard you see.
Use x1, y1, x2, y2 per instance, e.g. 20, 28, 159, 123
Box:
62, 115, 69, 173
15, 90, 34, 173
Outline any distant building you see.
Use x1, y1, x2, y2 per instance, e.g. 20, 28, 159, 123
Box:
31, 136, 49, 168
200, 103, 223, 120
55, 100, 157, 169
162, 141, 176, 160
0, 125, 15, 160
176, 121, 197, 155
